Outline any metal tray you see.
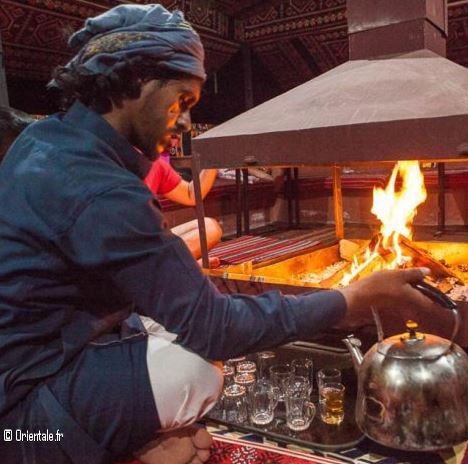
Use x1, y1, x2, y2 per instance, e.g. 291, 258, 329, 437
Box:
206, 397, 364, 452
206, 345, 364, 451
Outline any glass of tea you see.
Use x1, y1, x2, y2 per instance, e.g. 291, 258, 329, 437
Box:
319, 381, 345, 425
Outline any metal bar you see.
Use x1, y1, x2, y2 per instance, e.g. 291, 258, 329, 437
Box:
293, 167, 300, 227
285, 168, 293, 228
193, 159, 465, 171
436, 162, 446, 236
191, 151, 209, 268
242, 168, 250, 234
235, 169, 242, 237
448, 0, 468, 7
332, 165, 344, 240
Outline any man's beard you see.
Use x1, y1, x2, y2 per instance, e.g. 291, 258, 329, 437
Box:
138, 140, 161, 161
142, 148, 159, 162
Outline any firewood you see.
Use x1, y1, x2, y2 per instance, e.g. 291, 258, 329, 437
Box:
335, 233, 462, 290
319, 261, 352, 287
399, 236, 464, 284
346, 253, 390, 282
330, 250, 386, 286
339, 239, 362, 262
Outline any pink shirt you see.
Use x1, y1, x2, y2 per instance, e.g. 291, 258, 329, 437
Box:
144, 158, 182, 195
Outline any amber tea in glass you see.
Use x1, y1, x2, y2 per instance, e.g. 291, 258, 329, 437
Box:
319, 382, 345, 425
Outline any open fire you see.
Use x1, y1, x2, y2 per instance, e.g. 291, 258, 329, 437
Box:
208, 161, 467, 303
207, 161, 468, 343
338, 161, 466, 292
341, 161, 427, 285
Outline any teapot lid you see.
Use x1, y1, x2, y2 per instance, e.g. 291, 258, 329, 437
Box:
377, 320, 452, 359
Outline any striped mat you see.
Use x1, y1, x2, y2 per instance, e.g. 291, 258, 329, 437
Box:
208, 235, 323, 267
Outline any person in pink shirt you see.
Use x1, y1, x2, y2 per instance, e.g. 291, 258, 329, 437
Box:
145, 156, 222, 266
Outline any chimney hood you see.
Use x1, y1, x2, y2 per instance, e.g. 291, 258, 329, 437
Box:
193, 0, 468, 168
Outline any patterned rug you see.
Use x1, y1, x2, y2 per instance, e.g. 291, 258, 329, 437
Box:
115, 435, 345, 464
207, 435, 344, 464
115, 434, 467, 464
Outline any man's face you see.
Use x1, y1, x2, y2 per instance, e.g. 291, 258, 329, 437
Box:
129, 77, 202, 160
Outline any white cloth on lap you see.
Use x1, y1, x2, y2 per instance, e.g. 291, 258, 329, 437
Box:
141, 316, 223, 431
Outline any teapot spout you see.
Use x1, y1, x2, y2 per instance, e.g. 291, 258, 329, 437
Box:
342, 335, 364, 374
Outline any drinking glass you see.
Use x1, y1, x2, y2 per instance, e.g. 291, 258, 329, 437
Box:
234, 372, 256, 394
319, 382, 345, 425
256, 351, 276, 380
213, 363, 235, 414
226, 356, 247, 370
222, 364, 235, 388
317, 368, 341, 393
285, 380, 316, 431
248, 379, 279, 426
291, 358, 314, 394
269, 363, 294, 402
236, 360, 257, 377
223, 384, 248, 424
284, 375, 311, 397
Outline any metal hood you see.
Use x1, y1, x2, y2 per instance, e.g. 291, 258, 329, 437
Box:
193, 0, 468, 168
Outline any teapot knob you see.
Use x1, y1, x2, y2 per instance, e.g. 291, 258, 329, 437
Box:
402, 320, 425, 341
407, 320, 418, 336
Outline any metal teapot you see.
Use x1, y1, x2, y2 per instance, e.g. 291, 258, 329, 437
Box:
342, 281, 468, 451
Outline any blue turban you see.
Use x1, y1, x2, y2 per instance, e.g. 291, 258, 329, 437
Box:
63, 4, 206, 81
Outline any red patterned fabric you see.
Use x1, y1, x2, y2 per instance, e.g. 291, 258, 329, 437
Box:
209, 235, 322, 267
114, 435, 345, 464
207, 435, 345, 464
113, 435, 467, 463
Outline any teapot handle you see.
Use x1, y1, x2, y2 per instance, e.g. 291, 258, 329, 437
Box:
412, 280, 459, 344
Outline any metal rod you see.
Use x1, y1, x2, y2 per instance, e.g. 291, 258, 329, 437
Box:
285, 168, 293, 228
242, 168, 250, 234
293, 167, 300, 227
332, 165, 344, 240
436, 162, 446, 236
191, 151, 209, 268
235, 169, 242, 237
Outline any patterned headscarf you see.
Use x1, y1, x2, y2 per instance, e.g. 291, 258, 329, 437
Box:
63, 3, 206, 80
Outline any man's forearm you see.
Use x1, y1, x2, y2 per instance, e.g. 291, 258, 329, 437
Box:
190, 169, 217, 200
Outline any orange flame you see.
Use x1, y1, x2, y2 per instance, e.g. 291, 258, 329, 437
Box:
341, 161, 427, 285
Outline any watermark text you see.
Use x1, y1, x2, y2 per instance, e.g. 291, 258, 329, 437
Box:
4, 429, 63, 442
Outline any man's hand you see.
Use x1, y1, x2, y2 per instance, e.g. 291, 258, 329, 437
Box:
337, 267, 437, 328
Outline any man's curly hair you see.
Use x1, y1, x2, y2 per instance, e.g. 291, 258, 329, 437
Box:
50, 56, 197, 113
